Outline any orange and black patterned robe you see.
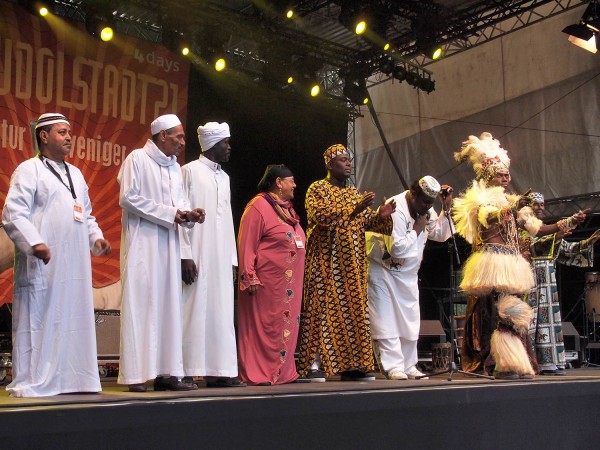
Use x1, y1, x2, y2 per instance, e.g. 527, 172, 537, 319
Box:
297, 180, 393, 377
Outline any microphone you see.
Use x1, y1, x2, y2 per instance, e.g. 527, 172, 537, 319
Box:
440, 186, 453, 198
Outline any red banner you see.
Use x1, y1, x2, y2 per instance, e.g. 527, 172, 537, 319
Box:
0, 2, 190, 304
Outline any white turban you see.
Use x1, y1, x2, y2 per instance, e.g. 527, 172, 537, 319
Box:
418, 175, 441, 199
151, 114, 182, 135
35, 113, 70, 129
197, 122, 230, 152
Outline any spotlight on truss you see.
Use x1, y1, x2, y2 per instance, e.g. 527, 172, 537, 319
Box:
562, 0, 599, 54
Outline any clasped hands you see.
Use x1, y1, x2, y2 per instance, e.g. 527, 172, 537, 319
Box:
175, 208, 206, 224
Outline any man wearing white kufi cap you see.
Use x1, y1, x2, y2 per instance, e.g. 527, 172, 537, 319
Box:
179, 121, 245, 387
366, 176, 454, 380
2, 113, 111, 397
118, 114, 205, 392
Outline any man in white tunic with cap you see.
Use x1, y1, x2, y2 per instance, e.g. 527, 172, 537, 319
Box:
2, 113, 111, 397
366, 176, 454, 380
118, 114, 205, 392
180, 122, 244, 387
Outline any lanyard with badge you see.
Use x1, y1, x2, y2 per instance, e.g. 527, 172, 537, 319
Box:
39, 154, 84, 223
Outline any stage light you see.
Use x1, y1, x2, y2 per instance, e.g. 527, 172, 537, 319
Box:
393, 66, 407, 82
416, 37, 444, 60
383, 42, 390, 51
286, 8, 294, 19
287, 75, 294, 84
214, 58, 226, 72
162, 29, 192, 57
18, 0, 51, 16
339, 2, 368, 35
85, 15, 115, 42
429, 45, 443, 60
310, 83, 320, 97
343, 79, 369, 105
380, 59, 395, 75
100, 26, 114, 42
355, 20, 367, 35
562, 1, 600, 54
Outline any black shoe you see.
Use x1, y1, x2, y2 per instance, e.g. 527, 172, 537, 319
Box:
153, 376, 198, 391
307, 370, 326, 383
493, 371, 520, 380
206, 377, 247, 388
256, 381, 272, 386
540, 369, 566, 376
128, 383, 147, 392
340, 370, 376, 382
292, 377, 311, 384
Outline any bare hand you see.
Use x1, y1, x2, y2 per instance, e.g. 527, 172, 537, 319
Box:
571, 208, 591, 225
32, 243, 51, 264
175, 209, 189, 224
93, 239, 112, 256
186, 208, 206, 224
247, 284, 258, 296
378, 197, 396, 219
352, 191, 376, 217
182, 259, 198, 285
439, 184, 453, 211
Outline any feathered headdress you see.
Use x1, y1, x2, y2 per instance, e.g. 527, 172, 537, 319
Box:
454, 132, 510, 182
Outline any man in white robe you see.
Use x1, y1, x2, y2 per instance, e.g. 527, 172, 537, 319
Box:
367, 176, 453, 380
180, 122, 244, 387
2, 113, 111, 397
118, 114, 204, 392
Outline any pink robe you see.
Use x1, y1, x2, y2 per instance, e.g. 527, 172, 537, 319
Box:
237, 194, 306, 385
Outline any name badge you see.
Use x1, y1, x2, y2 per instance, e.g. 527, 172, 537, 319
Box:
294, 235, 304, 249
73, 203, 84, 222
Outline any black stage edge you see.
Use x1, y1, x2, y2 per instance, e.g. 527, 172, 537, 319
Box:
1, 378, 600, 449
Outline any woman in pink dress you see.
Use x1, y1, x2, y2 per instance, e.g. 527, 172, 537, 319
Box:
237, 165, 307, 385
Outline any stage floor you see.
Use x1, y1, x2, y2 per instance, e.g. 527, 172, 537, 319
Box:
2, 368, 600, 449
1, 367, 600, 408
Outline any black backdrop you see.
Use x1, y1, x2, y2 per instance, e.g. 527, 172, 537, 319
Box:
184, 66, 348, 230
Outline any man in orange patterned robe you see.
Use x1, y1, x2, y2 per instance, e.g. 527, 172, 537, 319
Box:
297, 144, 396, 382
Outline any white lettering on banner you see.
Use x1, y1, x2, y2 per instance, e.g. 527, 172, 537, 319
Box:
133, 48, 181, 73
0, 38, 181, 126
0, 120, 127, 167
0, 120, 27, 153
72, 134, 128, 167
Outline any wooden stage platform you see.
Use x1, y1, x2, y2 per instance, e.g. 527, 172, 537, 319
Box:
1, 368, 600, 449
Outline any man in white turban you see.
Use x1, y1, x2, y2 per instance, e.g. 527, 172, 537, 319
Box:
2, 113, 111, 397
180, 121, 245, 387
366, 176, 454, 380
118, 114, 204, 392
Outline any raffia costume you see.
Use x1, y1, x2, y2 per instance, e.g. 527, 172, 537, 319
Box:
453, 133, 542, 376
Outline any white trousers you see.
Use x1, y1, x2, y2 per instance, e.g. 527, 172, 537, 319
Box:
374, 337, 418, 373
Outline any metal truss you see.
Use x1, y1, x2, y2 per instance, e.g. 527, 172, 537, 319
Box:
543, 192, 600, 229
9, 0, 588, 112
410, 0, 587, 66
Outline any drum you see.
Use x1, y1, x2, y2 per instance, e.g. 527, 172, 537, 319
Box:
431, 343, 452, 371
585, 281, 600, 318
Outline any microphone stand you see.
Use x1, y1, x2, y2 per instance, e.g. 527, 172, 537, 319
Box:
417, 192, 494, 380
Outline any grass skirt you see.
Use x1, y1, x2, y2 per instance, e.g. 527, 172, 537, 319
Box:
460, 244, 534, 296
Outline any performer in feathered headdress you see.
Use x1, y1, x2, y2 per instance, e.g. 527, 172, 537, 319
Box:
452, 132, 542, 379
